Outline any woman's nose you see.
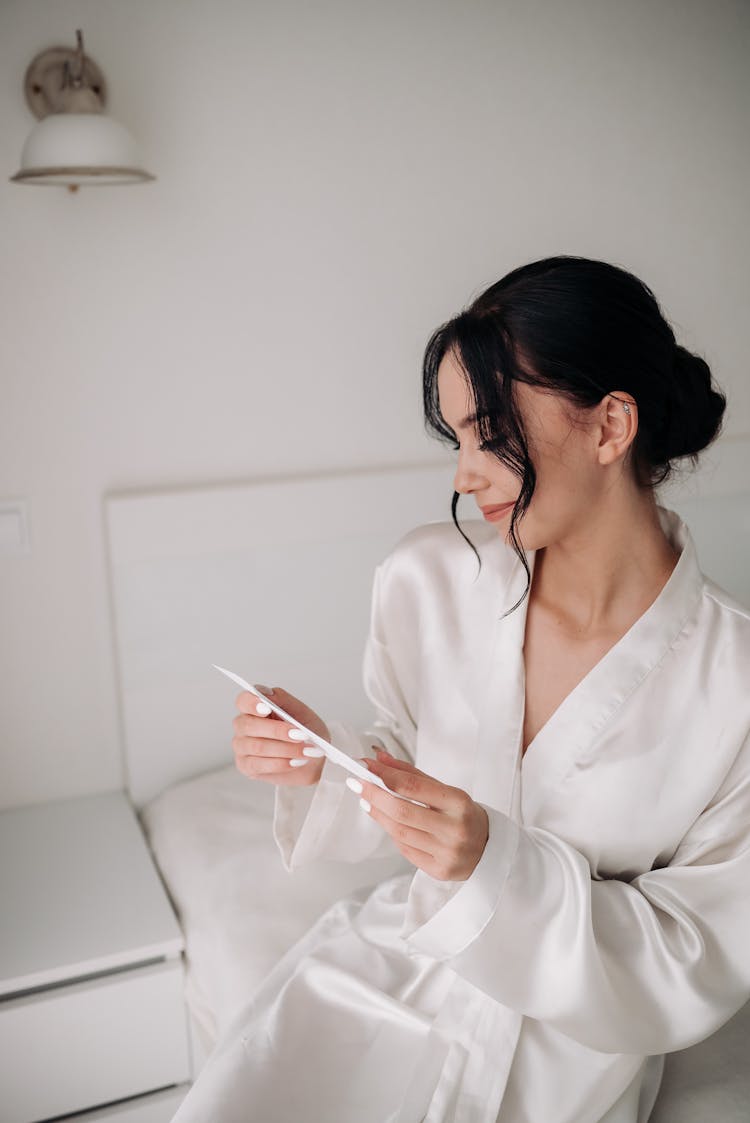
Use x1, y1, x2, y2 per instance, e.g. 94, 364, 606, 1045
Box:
453, 450, 486, 495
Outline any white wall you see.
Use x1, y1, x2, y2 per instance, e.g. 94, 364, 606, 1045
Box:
1, 0, 748, 811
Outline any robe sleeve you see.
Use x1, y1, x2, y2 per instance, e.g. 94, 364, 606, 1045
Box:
402, 732, 750, 1056
273, 560, 417, 871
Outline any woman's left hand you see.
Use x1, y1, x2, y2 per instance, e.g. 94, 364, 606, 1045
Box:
353, 749, 489, 881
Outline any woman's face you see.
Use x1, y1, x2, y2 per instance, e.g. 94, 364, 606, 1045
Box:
436, 349, 616, 551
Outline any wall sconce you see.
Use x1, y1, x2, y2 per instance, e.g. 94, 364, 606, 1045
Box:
10, 30, 155, 191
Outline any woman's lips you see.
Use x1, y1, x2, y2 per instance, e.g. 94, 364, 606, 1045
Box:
480, 502, 515, 522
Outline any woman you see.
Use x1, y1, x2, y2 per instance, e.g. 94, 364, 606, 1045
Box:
174, 256, 750, 1123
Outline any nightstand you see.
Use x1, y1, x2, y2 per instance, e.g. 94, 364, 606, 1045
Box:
0, 791, 192, 1122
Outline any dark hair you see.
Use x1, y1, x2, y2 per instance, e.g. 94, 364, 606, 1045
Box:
422, 255, 726, 607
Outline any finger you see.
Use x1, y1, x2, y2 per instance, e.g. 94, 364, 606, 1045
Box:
363, 795, 440, 855
347, 775, 437, 832
235, 757, 317, 786
364, 758, 465, 814
395, 840, 460, 880
250, 685, 277, 716
396, 841, 452, 879
232, 712, 316, 747
235, 748, 321, 775
231, 734, 302, 760
235, 691, 330, 744
363, 807, 472, 882
258, 685, 328, 736
234, 749, 301, 772
356, 801, 445, 875
235, 686, 296, 721
371, 749, 417, 771
236, 690, 277, 716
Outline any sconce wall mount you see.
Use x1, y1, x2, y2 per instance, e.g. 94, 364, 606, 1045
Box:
11, 30, 155, 189
24, 44, 108, 119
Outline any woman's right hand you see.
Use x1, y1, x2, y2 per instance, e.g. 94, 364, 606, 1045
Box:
232, 685, 330, 786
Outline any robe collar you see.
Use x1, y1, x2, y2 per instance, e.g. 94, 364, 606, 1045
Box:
469, 506, 705, 817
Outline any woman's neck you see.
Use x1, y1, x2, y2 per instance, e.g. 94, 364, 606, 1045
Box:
529, 489, 681, 639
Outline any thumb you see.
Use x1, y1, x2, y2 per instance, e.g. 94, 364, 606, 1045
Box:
259, 685, 330, 742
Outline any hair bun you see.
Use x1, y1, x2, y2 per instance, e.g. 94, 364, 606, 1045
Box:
658, 344, 726, 462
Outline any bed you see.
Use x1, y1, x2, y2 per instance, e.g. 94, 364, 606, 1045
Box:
105, 446, 750, 1119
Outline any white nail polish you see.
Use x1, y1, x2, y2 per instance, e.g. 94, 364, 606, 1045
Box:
289, 758, 310, 768
302, 746, 326, 758
359, 798, 371, 813
255, 702, 272, 716
288, 729, 306, 741
346, 778, 363, 795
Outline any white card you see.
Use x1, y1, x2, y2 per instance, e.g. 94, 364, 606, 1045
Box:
213, 664, 400, 795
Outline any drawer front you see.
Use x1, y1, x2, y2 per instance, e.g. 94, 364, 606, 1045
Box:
0, 960, 191, 1123
63, 1084, 190, 1122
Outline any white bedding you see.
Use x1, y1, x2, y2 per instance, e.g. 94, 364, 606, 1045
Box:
142, 763, 750, 1118
140, 764, 408, 1063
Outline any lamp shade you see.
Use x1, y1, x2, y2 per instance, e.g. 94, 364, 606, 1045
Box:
11, 112, 154, 186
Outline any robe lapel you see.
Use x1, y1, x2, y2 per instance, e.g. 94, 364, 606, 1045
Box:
521, 508, 704, 820
469, 543, 537, 818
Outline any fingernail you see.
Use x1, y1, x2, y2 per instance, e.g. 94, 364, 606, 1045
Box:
288, 729, 306, 741
359, 798, 371, 813
289, 758, 310, 768
346, 778, 363, 795
256, 702, 272, 716
302, 746, 326, 758
256, 685, 275, 695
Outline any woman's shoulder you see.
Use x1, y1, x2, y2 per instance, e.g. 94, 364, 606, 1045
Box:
702, 578, 750, 624
367, 521, 516, 650
379, 519, 517, 585
700, 578, 750, 663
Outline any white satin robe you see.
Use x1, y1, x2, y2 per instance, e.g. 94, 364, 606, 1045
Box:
174, 507, 750, 1123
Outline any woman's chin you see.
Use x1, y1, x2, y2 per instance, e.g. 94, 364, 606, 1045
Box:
503, 519, 541, 553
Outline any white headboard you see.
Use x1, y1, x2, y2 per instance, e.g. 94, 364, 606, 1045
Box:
106, 463, 456, 807
105, 442, 750, 809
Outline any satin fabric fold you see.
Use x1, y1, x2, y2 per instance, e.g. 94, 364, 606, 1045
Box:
175, 509, 750, 1123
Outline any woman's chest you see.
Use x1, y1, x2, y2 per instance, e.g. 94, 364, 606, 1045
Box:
413, 621, 738, 882
395, 544, 743, 882
521, 611, 621, 755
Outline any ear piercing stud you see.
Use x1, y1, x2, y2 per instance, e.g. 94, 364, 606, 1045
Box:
622, 403, 631, 415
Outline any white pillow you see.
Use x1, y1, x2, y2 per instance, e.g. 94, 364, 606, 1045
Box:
140, 765, 407, 1053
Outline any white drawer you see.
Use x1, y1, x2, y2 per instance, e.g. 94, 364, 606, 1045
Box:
63, 1084, 190, 1122
0, 959, 191, 1123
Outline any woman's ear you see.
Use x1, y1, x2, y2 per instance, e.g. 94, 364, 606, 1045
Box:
597, 392, 637, 466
